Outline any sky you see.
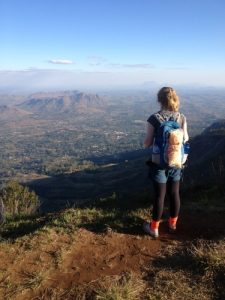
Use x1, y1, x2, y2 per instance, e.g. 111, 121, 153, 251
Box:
0, 0, 225, 92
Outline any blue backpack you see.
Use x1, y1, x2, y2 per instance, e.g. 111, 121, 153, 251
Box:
151, 113, 188, 168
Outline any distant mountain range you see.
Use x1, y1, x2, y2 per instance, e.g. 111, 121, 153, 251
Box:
17, 91, 107, 114
0, 91, 108, 121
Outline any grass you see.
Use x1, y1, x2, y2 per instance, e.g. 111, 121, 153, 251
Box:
93, 272, 146, 300
144, 269, 213, 300
0, 193, 151, 240
0, 194, 224, 299
190, 239, 225, 271
19, 269, 44, 289
143, 239, 225, 300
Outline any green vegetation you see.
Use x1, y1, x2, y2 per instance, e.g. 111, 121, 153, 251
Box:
0, 181, 39, 217
0, 193, 150, 239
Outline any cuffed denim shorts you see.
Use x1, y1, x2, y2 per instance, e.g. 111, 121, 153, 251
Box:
148, 162, 182, 183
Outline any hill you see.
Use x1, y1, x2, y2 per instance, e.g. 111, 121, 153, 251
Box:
202, 119, 225, 135
0, 105, 32, 121
18, 91, 107, 114
184, 120, 225, 190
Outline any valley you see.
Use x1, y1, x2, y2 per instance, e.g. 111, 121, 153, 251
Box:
0, 88, 225, 211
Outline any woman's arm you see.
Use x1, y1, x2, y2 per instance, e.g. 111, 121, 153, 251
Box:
182, 116, 189, 142
144, 122, 154, 147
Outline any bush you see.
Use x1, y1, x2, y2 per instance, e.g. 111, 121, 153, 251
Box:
0, 181, 40, 217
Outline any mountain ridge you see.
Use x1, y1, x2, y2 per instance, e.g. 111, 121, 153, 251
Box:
17, 90, 107, 114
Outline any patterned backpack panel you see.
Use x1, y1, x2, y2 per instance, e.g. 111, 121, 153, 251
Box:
152, 112, 185, 168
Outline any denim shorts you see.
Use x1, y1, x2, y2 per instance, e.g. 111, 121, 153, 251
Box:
148, 162, 182, 183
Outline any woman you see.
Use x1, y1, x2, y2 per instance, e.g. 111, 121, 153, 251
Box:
143, 87, 189, 238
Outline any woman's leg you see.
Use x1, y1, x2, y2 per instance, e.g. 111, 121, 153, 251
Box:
152, 181, 167, 221
167, 180, 180, 218
144, 167, 167, 237
167, 180, 180, 229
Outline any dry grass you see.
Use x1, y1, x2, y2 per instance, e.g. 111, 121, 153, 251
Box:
22, 273, 145, 300
144, 269, 213, 300
143, 239, 225, 300
190, 239, 225, 271
1, 269, 45, 299
19, 269, 44, 289
92, 272, 146, 300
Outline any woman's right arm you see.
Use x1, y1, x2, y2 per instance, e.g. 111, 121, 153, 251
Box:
144, 122, 155, 148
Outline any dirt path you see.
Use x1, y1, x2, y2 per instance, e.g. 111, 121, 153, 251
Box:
0, 211, 224, 299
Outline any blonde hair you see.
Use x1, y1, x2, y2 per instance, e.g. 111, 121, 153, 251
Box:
157, 87, 180, 112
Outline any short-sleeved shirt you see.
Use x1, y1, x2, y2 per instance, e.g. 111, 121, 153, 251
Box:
147, 110, 186, 134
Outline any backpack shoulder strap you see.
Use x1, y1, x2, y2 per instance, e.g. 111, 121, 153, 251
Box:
176, 112, 186, 127
175, 112, 181, 123
154, 112, 166, 124
155, 111, 181, 123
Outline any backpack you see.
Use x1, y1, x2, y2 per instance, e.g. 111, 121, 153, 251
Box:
151, 112, 188, 168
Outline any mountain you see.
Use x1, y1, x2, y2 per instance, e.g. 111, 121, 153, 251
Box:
18, 91, 107, 114
0, 105, 32, 121
185, 120, 225, 187
202, 119, 225, 135
189, 120, 225, 164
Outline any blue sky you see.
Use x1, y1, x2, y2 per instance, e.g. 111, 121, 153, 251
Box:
0, 0, 225, 91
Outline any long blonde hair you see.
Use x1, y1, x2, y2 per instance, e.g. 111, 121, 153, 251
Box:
157, 87, 180, 112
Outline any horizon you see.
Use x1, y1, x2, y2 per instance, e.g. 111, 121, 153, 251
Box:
1, 84, 225, 96
1, 0, 225, 92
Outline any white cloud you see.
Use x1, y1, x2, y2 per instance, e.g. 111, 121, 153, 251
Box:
48, 59, 74, 65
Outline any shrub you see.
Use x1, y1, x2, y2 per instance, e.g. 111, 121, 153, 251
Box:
0, 181, 40, 217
